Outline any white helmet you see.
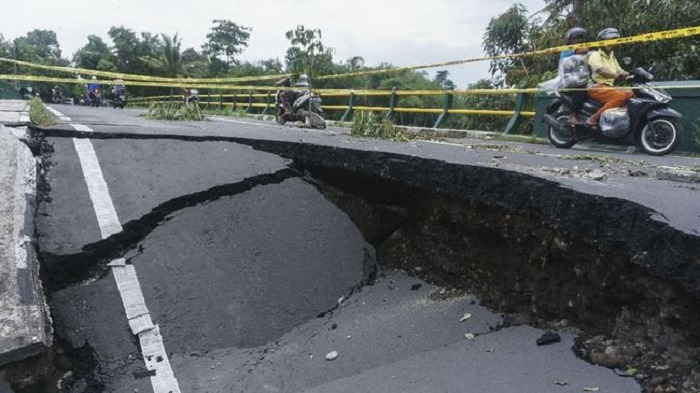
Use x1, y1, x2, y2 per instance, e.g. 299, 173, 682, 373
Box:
597, 28, 621, 41
92, 75, 97, 80
295, 74, 310, 87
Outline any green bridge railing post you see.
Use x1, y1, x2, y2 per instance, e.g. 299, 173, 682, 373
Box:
340, 92, 355, 122
219, 93, 223, 109
261, 91, 271, 116
232, 93, 237, 112
246, 92, 253, 113
387, 87, 397, 119
433, 91, 454, 128
504, 92, 527, 134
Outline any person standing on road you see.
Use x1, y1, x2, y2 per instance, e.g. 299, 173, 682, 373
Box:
585, 28, 633, 128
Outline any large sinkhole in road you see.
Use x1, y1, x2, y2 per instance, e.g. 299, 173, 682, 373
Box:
31, 135, 700, 393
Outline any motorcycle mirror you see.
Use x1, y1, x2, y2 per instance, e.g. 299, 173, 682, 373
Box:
621, 57, 632, 66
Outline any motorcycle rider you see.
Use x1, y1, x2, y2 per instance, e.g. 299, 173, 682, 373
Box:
276, 74, 310, 117
275, 77, 293, 115
183, 78, 199, 105
87, 76, 100, 104
559, 27, 589, 125
111, 78, 126, 96
585, 28, 633, 128
51, 85, 62, 103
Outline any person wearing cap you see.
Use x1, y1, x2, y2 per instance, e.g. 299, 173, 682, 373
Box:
585, 28, 633, 128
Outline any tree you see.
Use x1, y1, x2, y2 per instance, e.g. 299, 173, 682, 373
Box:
203, 19, 251, 71
140, 33, 183, 77
434, 70, 457, 90
284, 25, 335, 76
108, 27, 163, 76
0, 34, 14, 75
73, 35, 114, 70
14, 30, 63, 63
108, 27, 142, 74
540, 0, 700, 80
482, 4, 537, 87
181, 48, 209, 77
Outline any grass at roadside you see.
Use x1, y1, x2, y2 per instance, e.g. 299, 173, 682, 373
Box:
350, 112, 409, 142
143, 102, 204, 121
28, 98, 56, 126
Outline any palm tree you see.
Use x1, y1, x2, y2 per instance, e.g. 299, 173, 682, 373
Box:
140, 33, 184, 96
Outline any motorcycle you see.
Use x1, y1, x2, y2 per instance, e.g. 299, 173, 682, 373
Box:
112, 92, 127, 109
543, 65, 683, 156
111, 86, 127, 109
185, 88, 199, 106
51, 89, 62, 104
275, 87, 326, 129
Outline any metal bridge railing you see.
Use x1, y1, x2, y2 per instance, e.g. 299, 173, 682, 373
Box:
129, 89, 534, 134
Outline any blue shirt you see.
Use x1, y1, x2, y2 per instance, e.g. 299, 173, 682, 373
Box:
88, 83, 100, 92
560, 50, 575, 60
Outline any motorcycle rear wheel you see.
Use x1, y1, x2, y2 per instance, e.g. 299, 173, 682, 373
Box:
547, 113, 576, 148
638, 117, 682, 156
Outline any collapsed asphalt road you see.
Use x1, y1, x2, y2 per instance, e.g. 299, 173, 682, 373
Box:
10, 105, 700, 392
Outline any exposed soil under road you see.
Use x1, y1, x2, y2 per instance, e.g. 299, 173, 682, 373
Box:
6, 132, 700, 393
305, 165, 700, 393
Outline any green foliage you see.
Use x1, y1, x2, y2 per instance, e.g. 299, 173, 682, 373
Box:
444, 79, 514, 132
203, 20, 251, 71
483, 4, 534, 86
140, 34, 183, 77
350, 111, 408, 141
145, 102, 204, 121
285, 25, 335, 76
538, 0, 700, 80
8, 30, 70, 98
28, 97, 55, 126
434, 70, 456, 90
73, 35, 113, 70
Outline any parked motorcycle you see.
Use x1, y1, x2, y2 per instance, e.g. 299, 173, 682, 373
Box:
274, 77, 326, 129
185, 88, 199, 106
543, 66, 683, 156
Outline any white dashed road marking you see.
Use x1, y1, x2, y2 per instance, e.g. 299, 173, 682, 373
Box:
46, 106, 72, 121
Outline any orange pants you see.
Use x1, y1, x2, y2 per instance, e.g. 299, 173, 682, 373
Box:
588, 84, 634, 122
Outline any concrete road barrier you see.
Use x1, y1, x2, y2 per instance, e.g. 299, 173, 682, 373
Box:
0, 125, 51, 366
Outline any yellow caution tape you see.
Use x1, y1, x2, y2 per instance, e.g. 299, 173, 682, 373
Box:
317, 25, 700, 80
0, 57, 290, 84
2, 25, 696, 87
3, 25, 697, 94
0, 74, 284, 90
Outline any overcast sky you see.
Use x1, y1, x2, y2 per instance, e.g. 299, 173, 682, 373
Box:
2, 0, 546, 87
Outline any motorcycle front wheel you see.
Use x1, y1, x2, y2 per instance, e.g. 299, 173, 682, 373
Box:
275, 107, 287, 125
547, 113, 576, 148
638, 117, 682, 156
